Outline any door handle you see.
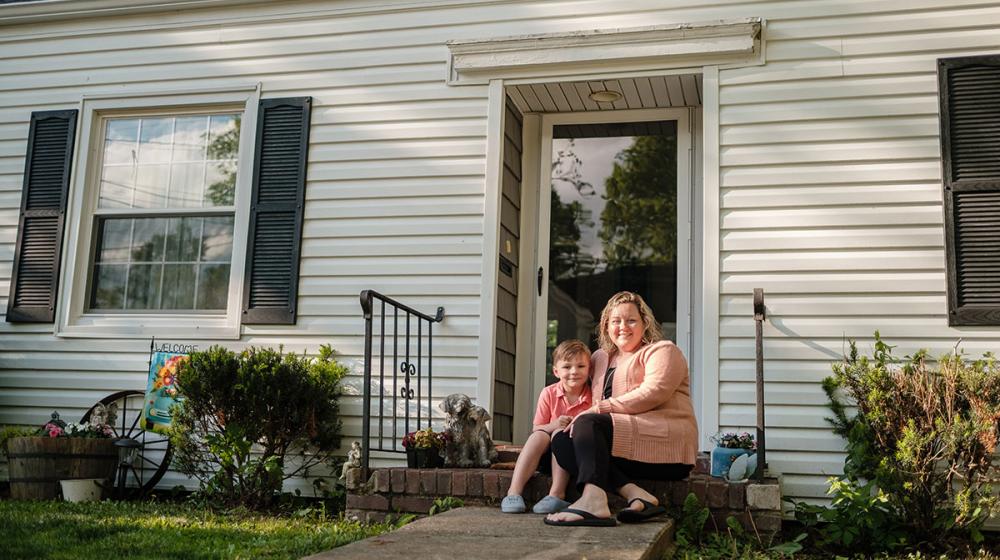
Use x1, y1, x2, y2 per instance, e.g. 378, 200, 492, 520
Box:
537, 266, 544, 296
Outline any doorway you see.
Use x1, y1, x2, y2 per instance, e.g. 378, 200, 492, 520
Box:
532, 109, 692, 396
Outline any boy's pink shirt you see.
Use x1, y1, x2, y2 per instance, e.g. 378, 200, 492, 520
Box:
532, 381, 593, 426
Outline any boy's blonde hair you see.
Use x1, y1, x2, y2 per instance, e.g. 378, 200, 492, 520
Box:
596, 291, 663, 354
551, 339, 591, 365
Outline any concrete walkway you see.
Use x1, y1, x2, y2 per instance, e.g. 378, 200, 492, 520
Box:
305, 507, 674, 560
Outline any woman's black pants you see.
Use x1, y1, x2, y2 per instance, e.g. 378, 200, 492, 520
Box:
551, 413, 692, 492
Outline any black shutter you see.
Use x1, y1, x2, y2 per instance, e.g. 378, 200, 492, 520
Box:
6, 110, 77, 323
242, 97, 311, 324
940, 56, 1000, 326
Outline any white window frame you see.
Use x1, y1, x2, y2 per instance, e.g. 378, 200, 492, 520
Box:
56, 85, 261, 339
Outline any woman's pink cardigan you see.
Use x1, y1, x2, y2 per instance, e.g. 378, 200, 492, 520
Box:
589, 340, 698, 465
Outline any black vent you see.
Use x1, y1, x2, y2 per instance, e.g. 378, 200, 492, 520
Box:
7, 110, 77, 323
242, 98, 311, 325
939, 56, 1000, 325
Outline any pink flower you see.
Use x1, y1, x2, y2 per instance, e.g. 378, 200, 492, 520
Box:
47, 425, 64, 437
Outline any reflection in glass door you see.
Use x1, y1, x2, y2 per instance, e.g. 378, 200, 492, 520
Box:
545, 121, 679, 382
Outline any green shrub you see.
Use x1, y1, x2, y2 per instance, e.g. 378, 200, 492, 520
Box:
0, 425, 37, 456
170, 344, 347, 510
794, 333, 1000, 553
671, 493, 800, 559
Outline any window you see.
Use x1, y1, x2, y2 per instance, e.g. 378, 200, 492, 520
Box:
938, 56, 1000, 326
88, 113, 239, 313
7, 88, 312, 335
53, 89, 260, 338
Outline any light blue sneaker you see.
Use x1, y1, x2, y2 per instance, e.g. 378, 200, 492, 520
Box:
532, 495, 571, 514
501, 494, 526, 513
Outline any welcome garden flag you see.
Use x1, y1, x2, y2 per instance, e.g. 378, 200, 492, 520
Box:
141, 352, 188, 434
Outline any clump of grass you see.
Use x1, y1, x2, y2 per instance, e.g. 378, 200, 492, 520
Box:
0, 500, 393, 559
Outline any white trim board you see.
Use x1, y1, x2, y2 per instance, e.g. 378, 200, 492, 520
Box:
476, 79, 507, 412
699, 66, 721, 450
447, 19, 762, 85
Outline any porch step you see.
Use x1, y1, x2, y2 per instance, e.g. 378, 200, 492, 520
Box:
495, 445, 712, 475
304, 506, 674, 560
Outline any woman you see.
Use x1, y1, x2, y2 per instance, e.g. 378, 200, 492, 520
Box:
544, 291, 698, 527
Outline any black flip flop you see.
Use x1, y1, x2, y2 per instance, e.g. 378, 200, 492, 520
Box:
616, 498, 666, 523
543, 508, 617, 527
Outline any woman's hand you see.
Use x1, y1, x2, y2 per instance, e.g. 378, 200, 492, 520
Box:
596, 343, 685, 416
566, 408, 599, 437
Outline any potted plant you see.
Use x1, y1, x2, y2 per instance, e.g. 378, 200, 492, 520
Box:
4, 409, 118, 500
710, 431, 755, 479
402, 427, 448, 469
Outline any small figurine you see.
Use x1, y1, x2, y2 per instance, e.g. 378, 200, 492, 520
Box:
340, 441, 362, 480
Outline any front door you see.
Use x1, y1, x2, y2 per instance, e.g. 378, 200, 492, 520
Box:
534, 110, 691, 390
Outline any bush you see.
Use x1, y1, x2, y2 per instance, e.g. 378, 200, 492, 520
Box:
170, 344, 347, 510
795, 333, 1000, 553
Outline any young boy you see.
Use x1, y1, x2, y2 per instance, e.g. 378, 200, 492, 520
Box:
501, 339, 592, 514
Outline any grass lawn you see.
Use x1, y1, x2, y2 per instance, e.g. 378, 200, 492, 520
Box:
0, 500, 395, 560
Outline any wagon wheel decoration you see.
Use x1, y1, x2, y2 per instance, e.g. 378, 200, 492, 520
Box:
81, 390, 173, 498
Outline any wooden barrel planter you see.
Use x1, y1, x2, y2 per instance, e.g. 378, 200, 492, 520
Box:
7, 437, 117, 500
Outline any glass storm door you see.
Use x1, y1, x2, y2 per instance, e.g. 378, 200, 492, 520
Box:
537, 116, 690, 385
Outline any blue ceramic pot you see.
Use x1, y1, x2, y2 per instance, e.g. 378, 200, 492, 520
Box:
710, 446, 750, 478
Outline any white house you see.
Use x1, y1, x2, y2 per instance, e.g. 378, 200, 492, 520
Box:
2, 0, 999, 505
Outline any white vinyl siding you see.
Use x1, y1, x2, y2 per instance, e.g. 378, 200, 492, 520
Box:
2, 0, 1000, 501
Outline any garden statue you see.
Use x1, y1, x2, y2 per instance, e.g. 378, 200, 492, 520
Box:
339, 441, 361, 480
89, 403, 118, 430
439, 393, 497, 468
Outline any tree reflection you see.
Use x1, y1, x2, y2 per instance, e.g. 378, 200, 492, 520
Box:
599, 135, 677, 266
205, 116, 240, 206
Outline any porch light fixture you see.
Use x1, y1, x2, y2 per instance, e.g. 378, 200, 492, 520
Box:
589, 90, 622, 103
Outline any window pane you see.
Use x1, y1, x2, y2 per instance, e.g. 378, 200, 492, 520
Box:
138, 118, 173, 164
169, 162, 205, 208
205, 160, 236, 206
98, 166, 134, 208
165, 217, 201, 262
208, 115, 239, 159
131, 218, 166, 262
125, 264, 162, 309
90, 215, 233, 312
92, 264, 127, 309
173, 116, 207, 161
201, 216, 234, 261
134, 164, 169, 208
104, 119, 138, 165
161, 264, 196, 309
98, 219, 131, 263
97, 112, 239, 210
196, 263, 230, 310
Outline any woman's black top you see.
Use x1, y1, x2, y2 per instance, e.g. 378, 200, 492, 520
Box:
602, 366, 616, 399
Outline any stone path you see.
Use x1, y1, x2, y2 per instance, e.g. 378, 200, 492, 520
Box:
304, 506, 674, 560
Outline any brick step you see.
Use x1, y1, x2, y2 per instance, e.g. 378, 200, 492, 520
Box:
495, 445, 713, 475
347, 466, 781, 533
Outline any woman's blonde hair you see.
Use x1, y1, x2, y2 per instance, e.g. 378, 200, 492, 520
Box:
596, 291, 663, 354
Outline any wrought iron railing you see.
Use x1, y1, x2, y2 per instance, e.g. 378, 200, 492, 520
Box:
753, 288, 767, 480
359, 290, 445, 478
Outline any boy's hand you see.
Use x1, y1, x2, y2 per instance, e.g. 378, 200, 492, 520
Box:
557, 415, 572, 428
